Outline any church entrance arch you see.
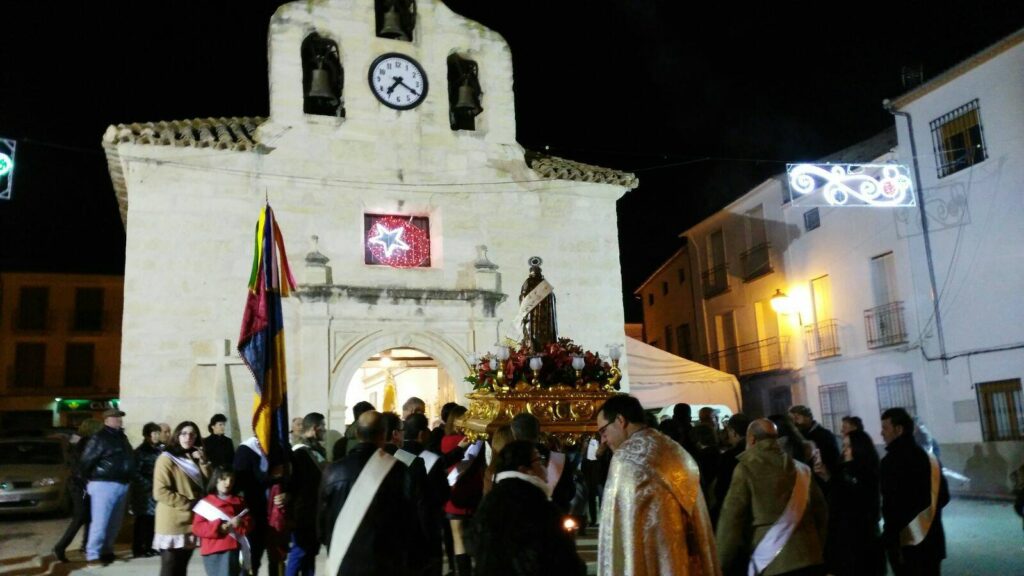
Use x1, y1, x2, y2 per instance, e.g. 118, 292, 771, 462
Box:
328, 330, 472, 431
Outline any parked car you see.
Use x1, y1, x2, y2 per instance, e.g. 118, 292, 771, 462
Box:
0, 436, 72, 516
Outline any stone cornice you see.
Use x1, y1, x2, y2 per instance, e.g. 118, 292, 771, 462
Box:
296, 284, 508, 316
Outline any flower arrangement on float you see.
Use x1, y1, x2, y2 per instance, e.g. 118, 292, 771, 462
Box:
459, 339, 623, 446
465, 337, 621, 392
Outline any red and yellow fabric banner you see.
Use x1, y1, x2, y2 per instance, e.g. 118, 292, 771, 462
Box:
238, 204, 296, 469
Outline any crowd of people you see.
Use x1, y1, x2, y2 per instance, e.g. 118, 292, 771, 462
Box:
53, 395, 953, 576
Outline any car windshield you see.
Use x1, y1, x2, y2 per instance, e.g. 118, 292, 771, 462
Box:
0, 441, 64, 465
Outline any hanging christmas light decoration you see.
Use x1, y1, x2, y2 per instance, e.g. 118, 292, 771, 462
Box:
786, 163, 916, 207
365, 215, 431, 268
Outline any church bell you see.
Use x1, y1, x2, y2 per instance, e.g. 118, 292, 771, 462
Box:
308, 62, 335, 100
454, 78, 481, 116
379, 4, 408, 41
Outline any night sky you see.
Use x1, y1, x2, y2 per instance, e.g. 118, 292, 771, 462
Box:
1, 1, 1021, 321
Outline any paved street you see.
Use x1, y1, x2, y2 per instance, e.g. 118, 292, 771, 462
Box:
0, 498, 1018, 575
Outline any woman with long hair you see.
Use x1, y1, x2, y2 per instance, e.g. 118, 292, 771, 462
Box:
153, 421, 210, 576
824, 429, 885, 576
472, 440, 585, 576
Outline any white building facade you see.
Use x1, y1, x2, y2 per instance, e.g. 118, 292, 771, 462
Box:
664, 29, 1024, 489
102, 0, 636, 444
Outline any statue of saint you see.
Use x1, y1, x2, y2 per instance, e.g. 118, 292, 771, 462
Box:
519, 257, 557, 352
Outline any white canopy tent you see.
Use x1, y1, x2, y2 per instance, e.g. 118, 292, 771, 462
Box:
623, 336, 742, 413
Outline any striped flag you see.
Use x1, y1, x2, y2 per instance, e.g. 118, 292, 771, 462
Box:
238, 204, 296, 470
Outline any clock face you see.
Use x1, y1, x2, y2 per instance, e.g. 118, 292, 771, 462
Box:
368, 53, 428, 110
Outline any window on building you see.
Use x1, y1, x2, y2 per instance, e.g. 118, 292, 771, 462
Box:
17, 287, 48, 330
819, 383, 850, 435
677, 268, 686, 284
662, 281, 668, 296
648, 293, 654, 306
877, 373, 917, 417
803, 208, 820, 232
364, 214, 431, 267
64, 344, 95, 388
14, 343, 46, 388
676, 324, 692, 359
73, 288, 104, 332
664, 326, 673, 354
741, 205, 772, 281
930, 99, 987, 178
702, 229, 728, 298
976, 379, 1023, 441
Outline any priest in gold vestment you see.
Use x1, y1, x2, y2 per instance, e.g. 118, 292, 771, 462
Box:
596, 395, 721, 576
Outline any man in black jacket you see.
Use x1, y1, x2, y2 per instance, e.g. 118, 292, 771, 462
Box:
287, 412, 327, 576
790, 404, 841, 488
78, 408, 135, 564
710, 413, 751, 527
319, 411, 414, 576
880, 407, 949, 576
510, 412, 576, 513
401, 413, 449, 576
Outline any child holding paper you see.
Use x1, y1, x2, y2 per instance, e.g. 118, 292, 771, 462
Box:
192, 467, 251, 576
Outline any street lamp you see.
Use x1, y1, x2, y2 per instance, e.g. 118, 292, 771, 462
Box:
769, 289, 793, 314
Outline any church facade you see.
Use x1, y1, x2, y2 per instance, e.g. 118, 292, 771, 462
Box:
102, 0, 636, 440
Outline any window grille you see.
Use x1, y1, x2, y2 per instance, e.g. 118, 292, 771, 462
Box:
819, 383, 850, 435
877, 373, 917, 417
929, 99, 987, 178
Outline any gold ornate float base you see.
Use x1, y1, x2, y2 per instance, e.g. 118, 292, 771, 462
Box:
459, 384, 619, 447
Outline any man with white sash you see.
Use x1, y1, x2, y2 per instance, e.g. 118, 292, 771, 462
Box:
319, 411, 414, 576
880, 408, 949, 576
717, 419, 827, 576
396, 413, 449, 576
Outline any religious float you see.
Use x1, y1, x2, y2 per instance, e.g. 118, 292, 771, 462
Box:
458, 258, 622, 447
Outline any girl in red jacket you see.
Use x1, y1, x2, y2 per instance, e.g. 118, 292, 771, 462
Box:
192, 467, 251, 576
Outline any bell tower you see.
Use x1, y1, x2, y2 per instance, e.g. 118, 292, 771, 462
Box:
264, 0, 517, 149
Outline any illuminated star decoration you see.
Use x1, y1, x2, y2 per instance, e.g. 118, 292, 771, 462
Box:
0, 153, 11, 177
368, 222, 410, 258
365, 215, 431, 268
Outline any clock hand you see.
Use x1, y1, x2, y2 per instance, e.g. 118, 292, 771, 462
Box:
386, 76, 403, 95
396, 79, 420, 97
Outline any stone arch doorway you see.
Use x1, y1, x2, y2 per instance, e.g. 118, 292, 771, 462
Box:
328, 330, 473, 432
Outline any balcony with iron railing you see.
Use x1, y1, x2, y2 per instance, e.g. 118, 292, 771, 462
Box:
705, 336, 791, 376
739, 242, 773, 282
804, 319, 841, 360
864, 301, 908, 349
701, 262, 729, 299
